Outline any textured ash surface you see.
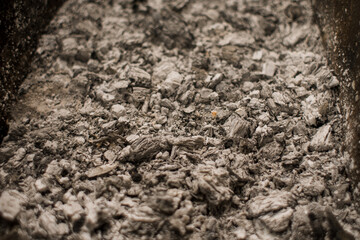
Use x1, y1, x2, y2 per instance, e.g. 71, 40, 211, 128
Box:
0, 0, 359, 239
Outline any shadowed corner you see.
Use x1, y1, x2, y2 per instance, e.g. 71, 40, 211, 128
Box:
0, 0, 66, 145
312, 0, 360, 210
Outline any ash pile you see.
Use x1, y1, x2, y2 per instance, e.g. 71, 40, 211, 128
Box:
0, 0, 359, 239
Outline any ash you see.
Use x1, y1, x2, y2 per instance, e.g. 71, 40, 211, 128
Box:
0, 0, 359, 239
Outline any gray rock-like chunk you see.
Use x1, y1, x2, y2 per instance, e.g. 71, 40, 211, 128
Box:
283, 27, 307, 47
43, 140, 59, 154
107, 48, 121, 62
87, 59, 101, 73
219, 32, 255, 47
332, 183, 351, 207
328, 76, 340, 88
76, 45, 92, 62
126, 134, 140, 144
260, 82, 272, 99
192, 53, 210, 70
8, 148, 26, 166
61, 37, 78, 59
191, 165, 233, 210
54, 108, 72, 121
121, 31, 145, 47
45, 160, 71, 178
75, 20, 99, 37
95, 40, 111, 61
196, 88, 219, 103
295, 86, 309, 98
205, 73, 224, 89
86, 162, 119, 178
130, 87, 151, 107
247, 191, 295, 218
160, 71, 183, 97
39, 211, 69, 237
0, 190, 22, 221
129, 136, 171, 162
128, 67, 151, 88
259, 208, 294, 232
152, 61, 177, 85
258, 141, 284, 162
166, 0, 190, 11
110, 104, 126, 118
169, 135, 205, 149
309, 124, 333, 151
95, 88, 116, 104
303, 106, 321, 127
299, 176, 325, 197
272, 92, 289, 107
104, 150, 116, 162
160, 98, 176, 110
262, 61, 277, 77
150, 194, 180, 215
254, 125, 274, 146
62, 200, 84, 222
35, 178, 49, 193
242, 81, 256, 93
223, 114, 251, 138
111, 80, 129, 91
253, 50, 263, 61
